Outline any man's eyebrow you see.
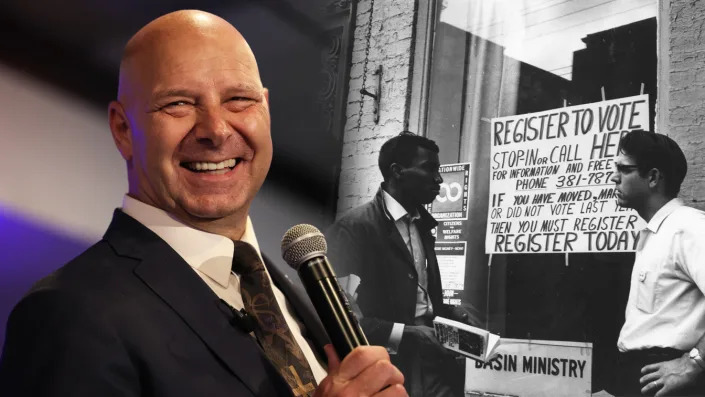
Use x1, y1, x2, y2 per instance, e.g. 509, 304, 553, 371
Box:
223, 84, 263, 96
151, 84, 263, 101
417, 161, 439, 169
152, 88, 198, 100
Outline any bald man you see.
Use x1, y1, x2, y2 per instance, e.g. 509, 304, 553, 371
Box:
0, 10, 406, 397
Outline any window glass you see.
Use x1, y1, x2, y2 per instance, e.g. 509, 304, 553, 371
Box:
423, 1, 657, 391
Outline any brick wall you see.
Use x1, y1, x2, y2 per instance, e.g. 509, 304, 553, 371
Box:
669, 0, 705, 211
336, 0, 415, 216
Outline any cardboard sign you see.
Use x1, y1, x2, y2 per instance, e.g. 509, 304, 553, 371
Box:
486, 95, 648, 254
465, 338, 592, 397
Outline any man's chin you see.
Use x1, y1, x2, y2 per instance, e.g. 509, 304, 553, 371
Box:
423, 193, 440, 205
615, 198, 629, 209
178, 198, 247, 222
185, 209, 232, 220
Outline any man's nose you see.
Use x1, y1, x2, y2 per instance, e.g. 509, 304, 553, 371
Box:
434, 172, 443, 184
194, 108, 233, 147
609, 171, 620, 184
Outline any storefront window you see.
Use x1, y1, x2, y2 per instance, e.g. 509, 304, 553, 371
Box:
419, 0, 657, 391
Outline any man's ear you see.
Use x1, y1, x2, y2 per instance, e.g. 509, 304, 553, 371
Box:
390, 163, 404, 180
647, 168, 662, 189
108, 101, 132, 161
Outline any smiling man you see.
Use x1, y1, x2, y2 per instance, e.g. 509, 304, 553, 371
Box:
0, 10, 406, 397
607, 130, 705, 396
326, 132, 481, 397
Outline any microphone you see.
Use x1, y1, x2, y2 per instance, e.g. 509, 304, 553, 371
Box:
218, 298, 257, 334
281, 224, 369, 358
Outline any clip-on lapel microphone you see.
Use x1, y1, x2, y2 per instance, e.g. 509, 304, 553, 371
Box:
218, 299, 256, 334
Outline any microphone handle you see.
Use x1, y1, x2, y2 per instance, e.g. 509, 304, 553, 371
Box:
298, 256, 369, 358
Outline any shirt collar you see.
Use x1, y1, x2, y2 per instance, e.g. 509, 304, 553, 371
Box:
645, 198, 683, 233
121, 195, 262, 288
381, 189, 419, 222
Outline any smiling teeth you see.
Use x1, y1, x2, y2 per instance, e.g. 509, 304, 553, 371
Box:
187, 159, 237, 171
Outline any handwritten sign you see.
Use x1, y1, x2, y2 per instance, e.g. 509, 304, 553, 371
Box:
465, 339, 592, 397
486, 95, 648, 253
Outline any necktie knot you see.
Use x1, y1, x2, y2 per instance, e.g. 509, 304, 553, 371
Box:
231, 240, 264, 275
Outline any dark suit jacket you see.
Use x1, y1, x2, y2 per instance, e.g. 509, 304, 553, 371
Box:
0, 210, 329, 397
325, 188, 450, 346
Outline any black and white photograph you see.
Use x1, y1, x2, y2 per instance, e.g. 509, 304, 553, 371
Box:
1, 0, 704, 396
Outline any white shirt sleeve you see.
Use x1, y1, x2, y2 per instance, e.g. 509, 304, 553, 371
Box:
676, 217, 705, 292
386, 323, 405, 355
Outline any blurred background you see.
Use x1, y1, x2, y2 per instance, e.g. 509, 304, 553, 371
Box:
0, 0, 355, 347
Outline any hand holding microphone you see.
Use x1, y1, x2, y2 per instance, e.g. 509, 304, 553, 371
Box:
281, 225, 407, 396
281, 224, 369, 358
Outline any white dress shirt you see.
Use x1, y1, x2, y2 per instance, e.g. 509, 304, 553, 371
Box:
122, 195, 327, 382
618, 198, 705, 352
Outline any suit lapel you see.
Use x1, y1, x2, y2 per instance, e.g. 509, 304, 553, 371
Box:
374, 188, 446, 310
103, 210, 291, 396
373, 190, 418, 276
385, 223, 417, 276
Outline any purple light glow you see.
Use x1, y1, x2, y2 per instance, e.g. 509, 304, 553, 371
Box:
0, 205, 93, 350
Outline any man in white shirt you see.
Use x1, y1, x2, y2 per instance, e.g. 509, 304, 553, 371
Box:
0, 10, 406, 397
609, 130, 705, 396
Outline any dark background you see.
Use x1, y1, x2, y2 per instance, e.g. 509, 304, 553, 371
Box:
0, 0, 354, 350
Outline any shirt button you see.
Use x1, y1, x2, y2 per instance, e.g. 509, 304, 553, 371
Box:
638, 271, 646, 282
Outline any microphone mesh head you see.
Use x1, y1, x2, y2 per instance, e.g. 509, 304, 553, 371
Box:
281, 224, 327, 269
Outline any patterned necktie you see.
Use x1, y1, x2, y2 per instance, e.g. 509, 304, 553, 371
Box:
231, 241, 317, 397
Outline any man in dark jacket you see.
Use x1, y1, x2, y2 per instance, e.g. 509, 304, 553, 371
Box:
327, 132, 481, 397
0, 10, 406, 397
